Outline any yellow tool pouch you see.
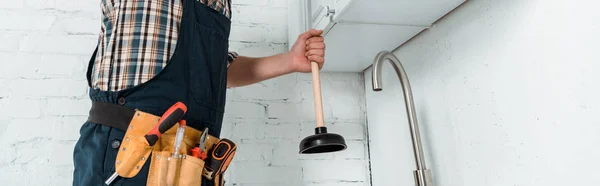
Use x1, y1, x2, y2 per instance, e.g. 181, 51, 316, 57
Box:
114, 110, 227, 186
113, 111, 156, 179
146, 124, 219, 186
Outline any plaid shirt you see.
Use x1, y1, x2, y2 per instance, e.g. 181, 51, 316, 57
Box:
91, 0, 238, 91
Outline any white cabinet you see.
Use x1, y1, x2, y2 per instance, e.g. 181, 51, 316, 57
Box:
310, 0, 333, 17
331, 0, 466, 26
288, 0, 466, 72
310, 1, 334, 31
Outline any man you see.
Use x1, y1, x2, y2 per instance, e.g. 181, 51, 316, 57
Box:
72, 0, 325, 185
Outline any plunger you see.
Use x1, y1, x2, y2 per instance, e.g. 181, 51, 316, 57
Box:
299, 61, 347, 154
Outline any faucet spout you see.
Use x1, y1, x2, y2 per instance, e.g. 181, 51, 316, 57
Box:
371, 51, 433, 186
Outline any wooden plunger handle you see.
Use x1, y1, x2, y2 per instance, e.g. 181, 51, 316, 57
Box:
311, 61, 325, 128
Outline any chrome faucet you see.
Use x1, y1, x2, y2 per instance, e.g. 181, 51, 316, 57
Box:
371, 51, 433, 186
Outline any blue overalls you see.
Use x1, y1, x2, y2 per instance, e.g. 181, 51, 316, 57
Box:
72, 0, 231, 184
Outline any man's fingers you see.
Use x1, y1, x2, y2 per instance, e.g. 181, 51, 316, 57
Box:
298, 29, 326, 69
306, 42, 325, 50
298, 29, 323, 40
305, 36, 324, 45
305, 49, 324, 57
308, 55, 325, 64
309, 29, 324, 37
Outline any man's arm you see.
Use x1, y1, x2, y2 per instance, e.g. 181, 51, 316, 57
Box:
226, 54, 294, 88
227, 29, 326, 88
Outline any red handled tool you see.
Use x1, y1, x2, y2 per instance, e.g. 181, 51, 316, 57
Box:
144, 102, 187, 146
191, 128, 209, 160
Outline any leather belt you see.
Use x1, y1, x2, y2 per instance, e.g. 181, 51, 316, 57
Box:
87, 101, 136, 131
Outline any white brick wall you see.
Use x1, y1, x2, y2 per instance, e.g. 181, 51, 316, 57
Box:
222, 72, 370, 186
0, 0, 370, 185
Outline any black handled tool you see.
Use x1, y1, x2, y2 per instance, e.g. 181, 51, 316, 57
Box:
203, 138, 237, 180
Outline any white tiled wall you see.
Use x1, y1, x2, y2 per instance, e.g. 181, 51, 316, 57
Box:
0, 0, 370, 185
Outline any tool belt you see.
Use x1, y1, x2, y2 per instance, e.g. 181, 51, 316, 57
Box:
88, 102, 236, 186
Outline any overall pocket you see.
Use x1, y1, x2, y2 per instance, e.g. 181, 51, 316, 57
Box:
189, 22, 229, 111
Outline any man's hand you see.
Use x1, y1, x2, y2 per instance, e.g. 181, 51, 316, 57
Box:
288, 29, 326, 72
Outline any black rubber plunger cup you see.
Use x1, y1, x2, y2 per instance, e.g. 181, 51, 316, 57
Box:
299, 62, 347, 154
300, 126, 346, 154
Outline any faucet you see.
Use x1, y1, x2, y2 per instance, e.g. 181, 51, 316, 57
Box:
371, 51, 433, 186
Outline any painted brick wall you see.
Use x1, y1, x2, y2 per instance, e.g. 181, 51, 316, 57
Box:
0, 0, 370, 186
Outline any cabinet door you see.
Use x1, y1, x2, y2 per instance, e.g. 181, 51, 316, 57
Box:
332, 0, 351, 21
310, 0, 335, 31
310, 0, 333, 17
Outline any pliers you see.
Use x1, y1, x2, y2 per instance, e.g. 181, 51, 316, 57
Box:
191, 128, 209, 160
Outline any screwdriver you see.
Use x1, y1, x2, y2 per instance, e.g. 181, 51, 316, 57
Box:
172, 120, 187, 158
145, 102, 188, 146
104, 102, 187, 185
